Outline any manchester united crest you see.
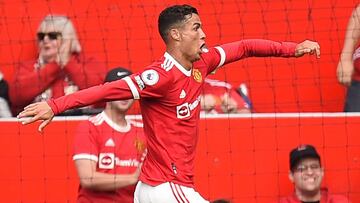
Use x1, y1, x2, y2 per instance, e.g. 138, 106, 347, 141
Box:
192, 69, 202, 83
134, 138, 146, 153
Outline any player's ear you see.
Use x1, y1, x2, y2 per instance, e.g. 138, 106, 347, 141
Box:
288, 171, 294, 183
169, 28, 181, 41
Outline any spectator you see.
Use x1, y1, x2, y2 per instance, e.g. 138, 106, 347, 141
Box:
0, 71, 12, 117
337, 4, 360, 111
201, 78, 251, 114
10, 14, 107, 115
279, 144, 350, 203
73, 67, 146, 203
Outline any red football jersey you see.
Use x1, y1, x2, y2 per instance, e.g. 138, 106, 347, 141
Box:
73, 112, 146, 203
129, 52, 216, 187
48, 39, 297, 188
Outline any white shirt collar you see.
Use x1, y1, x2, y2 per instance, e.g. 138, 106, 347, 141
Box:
101, 111, 131, 133
164, 52, 192, 76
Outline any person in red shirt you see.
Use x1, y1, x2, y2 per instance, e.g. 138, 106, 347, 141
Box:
201, 78, 251, 114
278, 144, 350, 203
9, 15, 107, 115
337, 4, 360, 112
73, 67, 146, 203
18, 4, 320, 203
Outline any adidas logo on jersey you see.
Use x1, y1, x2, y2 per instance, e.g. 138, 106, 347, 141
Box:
105, 138, 115, 147
161, 57, 174, 71
179, 89, 186, 99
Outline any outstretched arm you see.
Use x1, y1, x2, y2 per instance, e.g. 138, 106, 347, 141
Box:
204, 39, 320, 74
17, 79, 134, 132
337, 5, 360, 86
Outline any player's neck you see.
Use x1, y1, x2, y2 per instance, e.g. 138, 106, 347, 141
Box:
104, 108, 127, 127
166, 48, 192, 70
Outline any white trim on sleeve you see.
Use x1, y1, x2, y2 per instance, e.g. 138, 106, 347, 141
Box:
215, 46, 226, 68
73, 153, 98, 162
123, 76, 140, 99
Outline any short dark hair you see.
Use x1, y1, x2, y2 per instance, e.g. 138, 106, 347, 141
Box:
158, 4, 198, 42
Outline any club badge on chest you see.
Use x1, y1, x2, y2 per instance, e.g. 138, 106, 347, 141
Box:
192, 69, 202, 83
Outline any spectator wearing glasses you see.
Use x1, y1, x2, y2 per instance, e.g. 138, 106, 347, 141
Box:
9, 15, 107, 115
279, 144, 350, 203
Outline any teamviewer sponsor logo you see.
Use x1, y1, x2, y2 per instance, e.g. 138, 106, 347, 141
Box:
176, 103, 190, 119
99, 153, 115, 169
176, 96, 201, 119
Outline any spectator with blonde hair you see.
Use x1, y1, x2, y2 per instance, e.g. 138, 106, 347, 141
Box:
10, 15, 107, 115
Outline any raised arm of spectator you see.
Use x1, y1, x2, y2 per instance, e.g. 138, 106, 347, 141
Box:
63, 55, 107, 89
337, 5, 360, 86
9, 62, 63, 110
17, 78, 133, 131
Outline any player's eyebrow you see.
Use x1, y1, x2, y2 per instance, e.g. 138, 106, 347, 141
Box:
193, 22, 201, 28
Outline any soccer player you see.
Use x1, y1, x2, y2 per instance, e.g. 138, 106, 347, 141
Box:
18, 4, 320, 202
73, 67, 146, 202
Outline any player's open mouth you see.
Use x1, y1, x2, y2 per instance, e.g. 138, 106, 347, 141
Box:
200, 44, 208, 53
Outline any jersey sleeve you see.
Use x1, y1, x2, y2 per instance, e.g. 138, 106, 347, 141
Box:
48, 78, 134, 114
201, 39, 297, 74
73, 120, 99, 162
199, 48, 224, 75
48, 66, 172, 114
123, 67, 172, 99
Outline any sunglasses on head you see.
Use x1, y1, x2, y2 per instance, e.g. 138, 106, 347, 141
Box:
37, 32, 62, 41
